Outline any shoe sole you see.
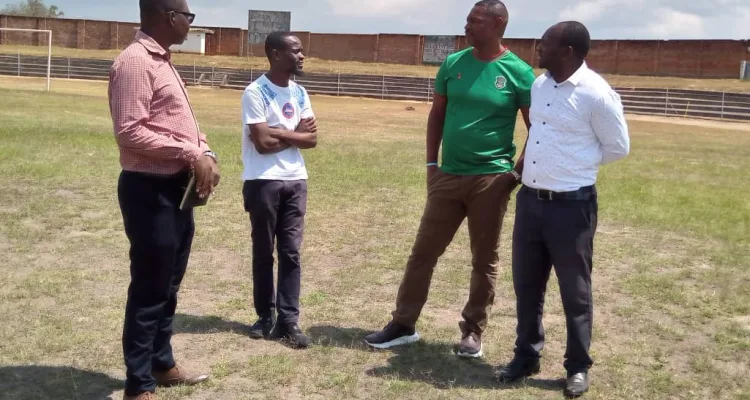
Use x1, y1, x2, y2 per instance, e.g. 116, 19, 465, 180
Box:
249, 330, 273, 340
365, 332, 420, 349
456, 345, 483, 359
564, 388, 589, 398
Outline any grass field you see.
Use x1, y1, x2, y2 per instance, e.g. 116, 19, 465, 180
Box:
3, 43, 750, 93
0, 76, 748, 400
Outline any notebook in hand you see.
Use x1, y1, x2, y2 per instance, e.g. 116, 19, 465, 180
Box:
179, 173, 210, 210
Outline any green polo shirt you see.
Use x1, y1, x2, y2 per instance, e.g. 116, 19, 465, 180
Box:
434, 48, 536, 175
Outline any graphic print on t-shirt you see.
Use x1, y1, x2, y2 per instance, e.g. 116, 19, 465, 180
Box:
282, 102, 295, 119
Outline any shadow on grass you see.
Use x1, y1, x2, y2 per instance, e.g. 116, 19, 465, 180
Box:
0, 365, 122, 400
174, 313, 251, 335
308, 325, 562, 391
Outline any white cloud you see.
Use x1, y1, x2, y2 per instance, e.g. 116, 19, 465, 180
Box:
646, 8, 705, 38
325, 0, 431, 18
559, 0, 614, 22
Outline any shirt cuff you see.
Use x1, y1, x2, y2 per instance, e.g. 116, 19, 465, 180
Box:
181, 144, 204, 164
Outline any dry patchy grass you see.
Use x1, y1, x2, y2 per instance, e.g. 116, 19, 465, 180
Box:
0, 76, 748, 399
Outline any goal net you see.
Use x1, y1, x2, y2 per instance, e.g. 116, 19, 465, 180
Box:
0, 28, 52, 92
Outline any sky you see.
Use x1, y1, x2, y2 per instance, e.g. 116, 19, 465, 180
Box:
39, 0, 750, 39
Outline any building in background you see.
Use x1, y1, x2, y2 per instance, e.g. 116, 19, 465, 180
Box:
171, 28, 214, 55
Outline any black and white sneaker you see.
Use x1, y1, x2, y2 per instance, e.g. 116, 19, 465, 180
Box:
364, 321, 420, 349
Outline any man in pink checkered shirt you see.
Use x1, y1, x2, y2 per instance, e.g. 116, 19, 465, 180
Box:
108, 1, 219, 399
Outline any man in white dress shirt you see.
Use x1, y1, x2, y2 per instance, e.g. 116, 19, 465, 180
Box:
496, 21, 629, 398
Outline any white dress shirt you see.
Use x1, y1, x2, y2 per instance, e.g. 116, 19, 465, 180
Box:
522, 62, 630, 192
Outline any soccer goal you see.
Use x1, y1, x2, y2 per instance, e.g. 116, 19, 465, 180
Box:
0, 28, 52, 92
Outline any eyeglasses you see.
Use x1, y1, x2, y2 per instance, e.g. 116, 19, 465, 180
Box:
169, 10, 195, 24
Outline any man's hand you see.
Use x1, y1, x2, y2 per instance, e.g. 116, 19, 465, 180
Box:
193, 155, 220, 198
499, 171, 520, 190
296, 117, 317, 133
427, 165, 438, 186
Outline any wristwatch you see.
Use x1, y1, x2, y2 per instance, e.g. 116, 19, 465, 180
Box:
203, 150, 218, 162
509, 169, 521, 183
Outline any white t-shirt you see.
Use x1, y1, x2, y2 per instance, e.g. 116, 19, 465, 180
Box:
241, 74, 314, 181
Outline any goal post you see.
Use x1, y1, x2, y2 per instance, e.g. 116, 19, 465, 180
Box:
0, 28, 52, 92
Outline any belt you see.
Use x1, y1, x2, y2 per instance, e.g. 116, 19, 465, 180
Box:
521, 185, 596, 201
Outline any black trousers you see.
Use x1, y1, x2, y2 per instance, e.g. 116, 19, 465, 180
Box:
243, 179, 307, 325
118, 170, 195, 396
511, 185, 598, 375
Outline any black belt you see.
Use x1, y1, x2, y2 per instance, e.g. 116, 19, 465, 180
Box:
521, 185, 596, 201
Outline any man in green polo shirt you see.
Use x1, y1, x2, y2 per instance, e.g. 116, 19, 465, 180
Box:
365, 0, 535, 358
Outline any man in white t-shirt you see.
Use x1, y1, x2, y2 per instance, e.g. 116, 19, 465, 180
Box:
241, 31, 318, 349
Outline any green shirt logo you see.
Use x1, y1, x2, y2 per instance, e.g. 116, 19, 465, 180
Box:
495, 75, 507, 90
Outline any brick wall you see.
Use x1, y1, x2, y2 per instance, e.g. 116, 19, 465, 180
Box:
114, 22, 139, 49
701, 40, 749, 78
1, 14, 748, 78
587, 40, 619, 74
376, 34, 421, 64
309, 33, 377, 62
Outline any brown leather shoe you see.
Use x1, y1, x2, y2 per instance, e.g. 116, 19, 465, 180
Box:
123, 392, 156, 400
153, 364, 209, 387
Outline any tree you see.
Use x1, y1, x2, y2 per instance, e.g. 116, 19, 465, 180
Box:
1, 0, 64, 18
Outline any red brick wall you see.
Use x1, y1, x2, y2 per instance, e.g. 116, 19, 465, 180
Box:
1, 15, 748, 78
81, 20, 111, 49
114, 22, 139, 49
504, 38, 535, 65
203, 27, 243, 56
376, 34, 420, 64
616, 40, 660, 75
658, 41, 700, 77
2, 15, 37, 45
587, 40, 618, 74
700, 40, 748, 78
309, 33, 377, 62
45, 18, 77, 47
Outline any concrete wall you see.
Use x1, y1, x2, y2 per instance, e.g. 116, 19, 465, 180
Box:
2, 14, 748, 78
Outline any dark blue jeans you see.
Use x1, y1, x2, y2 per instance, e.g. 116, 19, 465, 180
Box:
243, 179, 307, 325
511, 185, 598, 375
118, 170, 195, 396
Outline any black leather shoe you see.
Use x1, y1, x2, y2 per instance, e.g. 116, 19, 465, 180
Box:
248, 316, 275, 339
564, 372, 590, 398
496, 358, 541, 383
271, 323, 311, 349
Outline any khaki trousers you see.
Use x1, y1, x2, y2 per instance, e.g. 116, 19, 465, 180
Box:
392, 169, 514, 335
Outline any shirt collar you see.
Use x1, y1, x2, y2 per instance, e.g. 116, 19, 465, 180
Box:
135, 30, 170, 59
545, 61, 589, 86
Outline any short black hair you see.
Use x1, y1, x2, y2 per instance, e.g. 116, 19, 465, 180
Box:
265, 31, 294, 59
474, 0, 508, 20
559, 21, 590, 59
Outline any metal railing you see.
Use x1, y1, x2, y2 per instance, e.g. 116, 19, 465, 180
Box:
2, 53, 749, 121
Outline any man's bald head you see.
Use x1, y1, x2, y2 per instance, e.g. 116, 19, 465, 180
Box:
475, 0, 508, 20
137, 0, 192, 47
474, 0, 509, 36
140, 0, 182, 19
